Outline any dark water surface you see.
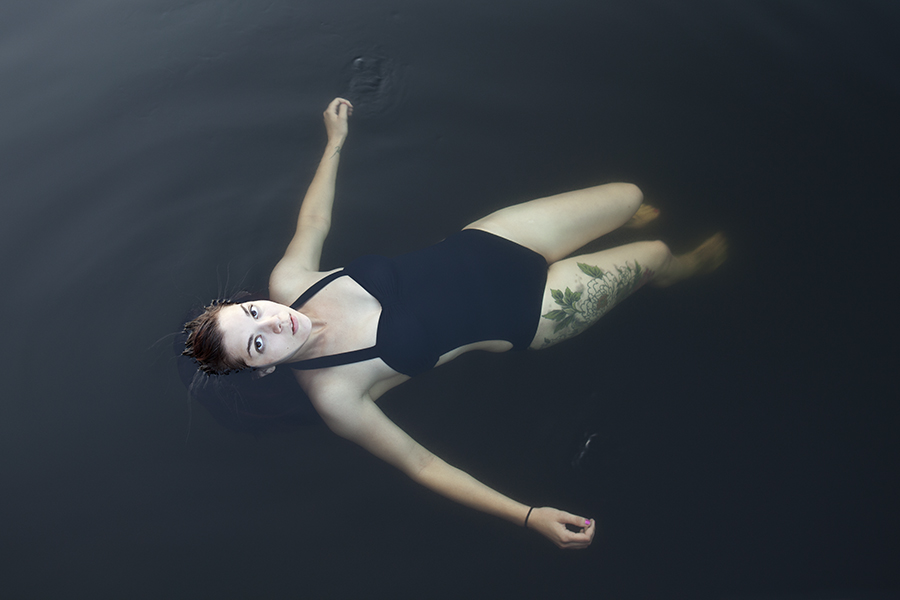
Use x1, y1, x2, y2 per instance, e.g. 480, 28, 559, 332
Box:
2, 1, 898, 598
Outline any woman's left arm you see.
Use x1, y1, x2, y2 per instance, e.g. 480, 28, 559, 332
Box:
314, 390, 595, 549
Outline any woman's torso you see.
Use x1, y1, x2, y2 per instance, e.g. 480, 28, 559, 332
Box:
275, 266, 513, 401
271, 230, 548, 401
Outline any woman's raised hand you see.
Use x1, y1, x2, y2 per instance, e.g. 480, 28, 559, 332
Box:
527, 506, 596, 549
323, 97, 353, 142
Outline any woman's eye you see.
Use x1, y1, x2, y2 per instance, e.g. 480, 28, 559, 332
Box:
254, 336, 263, 352
249, 306, 259, 318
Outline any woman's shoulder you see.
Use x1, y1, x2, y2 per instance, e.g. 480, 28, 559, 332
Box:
268, 265, 342, 305
291, 350, 408, 407
291, 366, 369, 421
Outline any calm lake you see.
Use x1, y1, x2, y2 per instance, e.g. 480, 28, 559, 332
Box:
1, 0, 897, 598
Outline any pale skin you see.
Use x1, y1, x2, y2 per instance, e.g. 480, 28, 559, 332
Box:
217, 98, 727, 549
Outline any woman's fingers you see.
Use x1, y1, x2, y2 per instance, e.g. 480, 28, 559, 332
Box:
560, 510, 592, 531
556, 524, 594, 549
328, 97, 350, 110
531, 507, 596, 549
324, 97, 341, 116
323, 98, 353, 140
326, 97, 354, 117
585, 518, 596, 538
552, 509, 595, 549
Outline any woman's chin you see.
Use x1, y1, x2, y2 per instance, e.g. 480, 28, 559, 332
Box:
296, 313, 313, 341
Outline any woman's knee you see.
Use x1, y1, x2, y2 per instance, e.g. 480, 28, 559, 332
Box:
619, 181, 644, 201
608, 182, 643, 213
640, 240, 674, 277
647, 239, 671, 255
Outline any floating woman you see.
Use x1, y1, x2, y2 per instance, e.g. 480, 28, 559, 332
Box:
183, 97, 727, 549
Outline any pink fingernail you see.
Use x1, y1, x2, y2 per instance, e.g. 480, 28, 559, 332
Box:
585, 520, 591, 526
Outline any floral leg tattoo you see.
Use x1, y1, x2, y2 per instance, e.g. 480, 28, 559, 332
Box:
539, 261, 653, 348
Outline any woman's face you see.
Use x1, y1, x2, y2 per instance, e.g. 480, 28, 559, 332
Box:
217, 300, 312, 369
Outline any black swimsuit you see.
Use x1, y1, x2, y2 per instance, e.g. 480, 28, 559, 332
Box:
287, 229, 548, 377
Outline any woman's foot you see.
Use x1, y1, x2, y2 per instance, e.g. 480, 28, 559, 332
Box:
623, 203, 660, 228
653, 232, 728, 287
687, 232, 728, 275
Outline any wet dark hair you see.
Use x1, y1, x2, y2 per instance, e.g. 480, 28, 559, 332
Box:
182, 294, 250, 375
177, 296, 321, 435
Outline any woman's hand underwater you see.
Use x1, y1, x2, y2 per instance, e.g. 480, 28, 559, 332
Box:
323, 97, 353, 143
527, 507, 596, 549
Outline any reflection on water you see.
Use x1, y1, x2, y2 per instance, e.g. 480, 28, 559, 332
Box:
2, 0, 897, 597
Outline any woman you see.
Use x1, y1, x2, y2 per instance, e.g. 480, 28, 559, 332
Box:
184, 97, 727, 549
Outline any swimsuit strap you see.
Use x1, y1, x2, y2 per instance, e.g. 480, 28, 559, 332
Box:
287, 346, 382, 370
290, 270, 346, 310
287, 269, 381, 370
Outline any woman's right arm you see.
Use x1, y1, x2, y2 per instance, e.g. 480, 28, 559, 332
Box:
270, 98, 353, 291
313, 388, 596, 549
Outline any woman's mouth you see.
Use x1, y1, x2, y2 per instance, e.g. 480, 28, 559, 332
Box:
290, 314, 298, 335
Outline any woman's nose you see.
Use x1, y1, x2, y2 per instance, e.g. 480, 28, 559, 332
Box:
266, 316, 284, 333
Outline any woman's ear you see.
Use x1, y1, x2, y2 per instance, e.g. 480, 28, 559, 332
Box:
252, 366, 276, 380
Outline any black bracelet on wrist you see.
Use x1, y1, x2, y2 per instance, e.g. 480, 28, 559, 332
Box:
524, 507, 535, 529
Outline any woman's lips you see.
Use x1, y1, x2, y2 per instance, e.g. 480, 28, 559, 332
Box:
290, 314, 298, 335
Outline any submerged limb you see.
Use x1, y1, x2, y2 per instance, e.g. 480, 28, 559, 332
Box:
526, 507, 596, 550
651, 232, 728, 287
622, 203, 659, 229
466, 182, 644, 263
531, 235, 727, 348
532, 240, 663, 348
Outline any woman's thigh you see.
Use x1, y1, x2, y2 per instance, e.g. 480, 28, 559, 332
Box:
529, 240, 671, 349
465, 182, 643, 263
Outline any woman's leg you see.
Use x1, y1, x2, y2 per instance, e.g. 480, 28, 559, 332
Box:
465, 183, 646, 263
530, 235, 726, 349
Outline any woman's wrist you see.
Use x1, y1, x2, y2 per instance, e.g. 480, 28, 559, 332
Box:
523, 506, 535, 529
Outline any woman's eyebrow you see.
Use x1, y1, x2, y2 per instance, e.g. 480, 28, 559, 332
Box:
239, 305, 253, 356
